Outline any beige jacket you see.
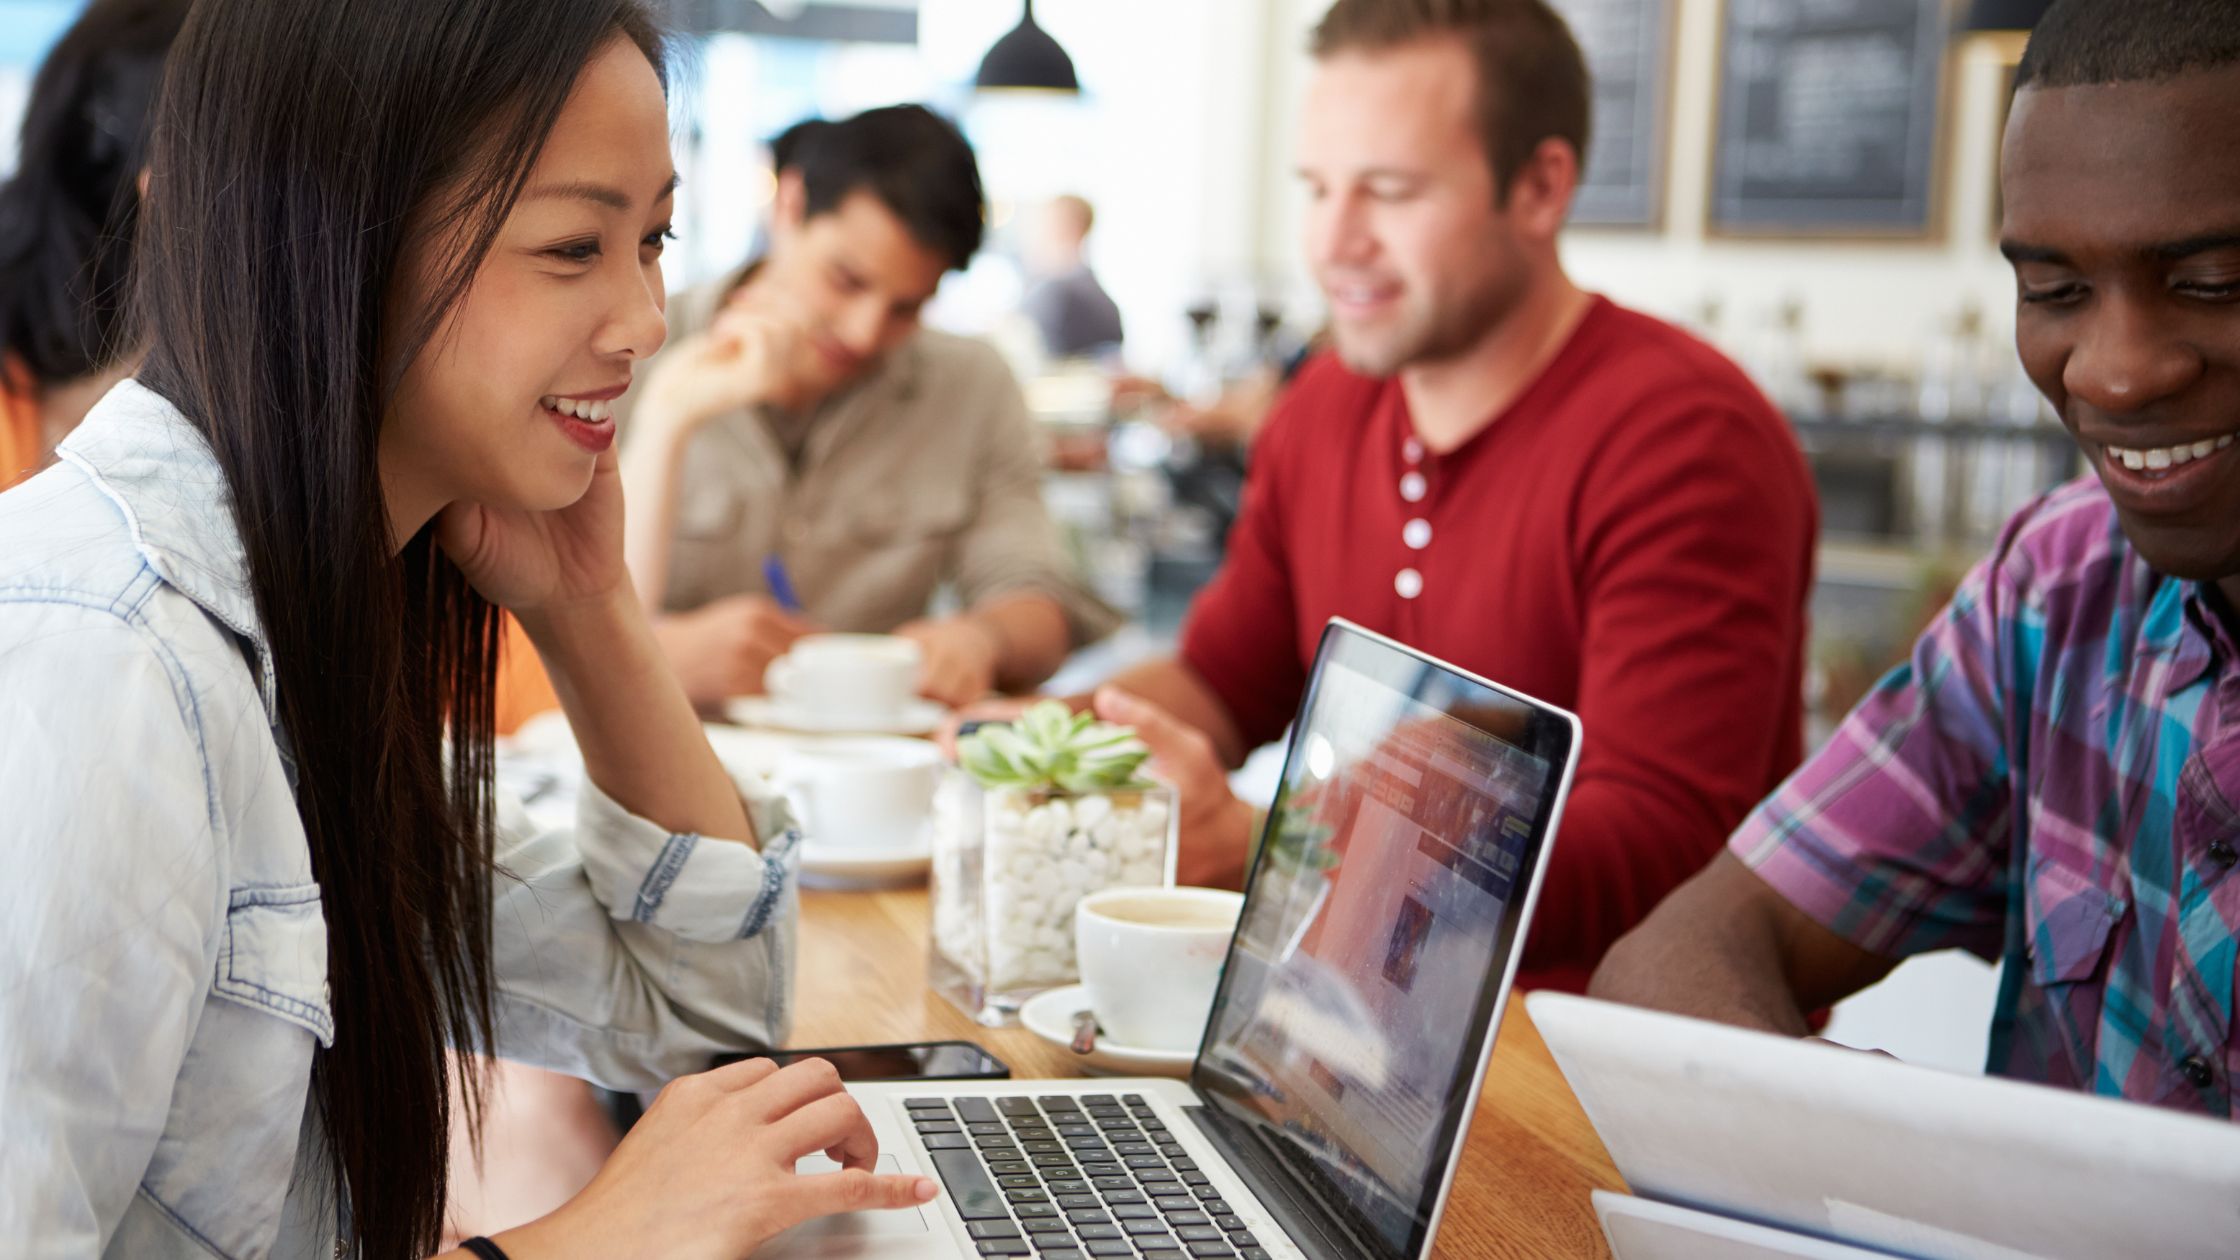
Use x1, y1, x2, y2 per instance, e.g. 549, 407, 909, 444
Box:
645, 274, 1118, 644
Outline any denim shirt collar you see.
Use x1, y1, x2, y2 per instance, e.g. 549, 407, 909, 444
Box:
53, 378, 279, 719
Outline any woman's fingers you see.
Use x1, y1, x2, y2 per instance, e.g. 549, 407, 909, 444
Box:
655, 1056, 780, 1116
762, 1168, 940, 1236
701, 1055, 785, 1091
732, 1057, 851, 1127
759, 1088, 884, 1171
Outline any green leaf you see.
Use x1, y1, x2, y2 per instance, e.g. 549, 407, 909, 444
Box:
957, 702, 1159, 792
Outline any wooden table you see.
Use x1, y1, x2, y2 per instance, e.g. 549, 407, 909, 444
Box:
793, 887, 1626, 1259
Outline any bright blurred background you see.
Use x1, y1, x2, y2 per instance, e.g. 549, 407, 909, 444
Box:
4, 0, 2037, 1065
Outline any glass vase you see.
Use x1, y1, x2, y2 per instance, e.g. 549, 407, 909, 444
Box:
928, 772, 1177, 1026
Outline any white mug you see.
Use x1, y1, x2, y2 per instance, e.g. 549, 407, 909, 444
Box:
778, 738, 943, 850
765, 633, 921, 726
1075, 886, 1244, 1053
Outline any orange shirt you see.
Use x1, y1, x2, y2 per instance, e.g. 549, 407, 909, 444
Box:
1, 357, 41, 490
494, 613, 562, 735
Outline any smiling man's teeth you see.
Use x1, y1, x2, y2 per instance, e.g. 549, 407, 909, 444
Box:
539, 395, 613, 423
1328, 281, 1393, 305
2106, 433, 2235, 471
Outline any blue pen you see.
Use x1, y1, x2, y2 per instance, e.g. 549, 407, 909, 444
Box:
762, 554, 804, 614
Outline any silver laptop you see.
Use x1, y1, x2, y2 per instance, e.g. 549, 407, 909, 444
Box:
1529, 992, 2240, 1260
764, 618, 1580, 1260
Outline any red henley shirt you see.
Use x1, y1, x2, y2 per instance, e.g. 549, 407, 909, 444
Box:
1180, 296, 1818, 992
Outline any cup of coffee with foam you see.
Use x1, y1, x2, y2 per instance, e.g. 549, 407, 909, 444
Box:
1074, 886, 1245, 1053
765, 633, 921, 727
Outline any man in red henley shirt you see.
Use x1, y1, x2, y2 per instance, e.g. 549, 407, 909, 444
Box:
1076, 0, 1815, 993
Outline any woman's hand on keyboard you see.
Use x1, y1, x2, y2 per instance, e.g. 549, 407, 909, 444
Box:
492, 1056, 940, 1259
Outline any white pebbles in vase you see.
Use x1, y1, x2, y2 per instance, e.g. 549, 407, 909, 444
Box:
980, 787, 1172, 990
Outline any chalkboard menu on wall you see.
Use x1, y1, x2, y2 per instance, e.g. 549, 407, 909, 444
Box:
1710, 0, 1948, 236
1550, 0, 1673, 229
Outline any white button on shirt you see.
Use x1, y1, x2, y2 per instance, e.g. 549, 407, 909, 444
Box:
1398, 442, 1431, 596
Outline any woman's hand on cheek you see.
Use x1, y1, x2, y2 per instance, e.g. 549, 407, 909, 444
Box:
437, 446, 630, 614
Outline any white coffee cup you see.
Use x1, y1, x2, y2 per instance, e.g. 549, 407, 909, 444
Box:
765, 633, 922, 726
778, 738, 943, 850
1075, 886, 1244, 1053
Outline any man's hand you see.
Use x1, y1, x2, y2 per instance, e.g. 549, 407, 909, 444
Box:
652, 595, 817, 711
936, 696, 1043, 758
635, 297, 813, 442
1156, 369, 1279, 448
897, 616, 1003, 709
1092, 687, 1259, 888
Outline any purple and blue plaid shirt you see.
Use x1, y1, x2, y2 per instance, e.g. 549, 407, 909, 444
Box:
1733, 477, 2240, 1119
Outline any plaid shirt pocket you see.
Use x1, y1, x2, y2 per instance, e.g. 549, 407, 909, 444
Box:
2026, 855, 2123, 984
2024, 854, 2126, 1079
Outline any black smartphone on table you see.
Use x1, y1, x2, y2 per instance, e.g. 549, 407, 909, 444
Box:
717, 1039, 1012, 1082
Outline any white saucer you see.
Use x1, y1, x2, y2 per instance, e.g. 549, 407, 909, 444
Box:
798, 830, 933, 889
507, 712, 929, 780
1019, 985, 1196, 1078
728, 696, 948, 737
701, 726, 934, 775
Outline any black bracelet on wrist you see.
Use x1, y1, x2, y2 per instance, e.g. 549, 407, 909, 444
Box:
461, 1238, 511, 1260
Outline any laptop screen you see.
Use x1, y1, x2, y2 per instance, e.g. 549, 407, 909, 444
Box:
1192, 622, 1575, 1260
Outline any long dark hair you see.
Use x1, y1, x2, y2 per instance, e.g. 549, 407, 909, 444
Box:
0, 0, 187, 386
133, 1, 664, 1254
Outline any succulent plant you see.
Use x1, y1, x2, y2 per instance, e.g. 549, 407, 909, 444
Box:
958, 701, 1152, 793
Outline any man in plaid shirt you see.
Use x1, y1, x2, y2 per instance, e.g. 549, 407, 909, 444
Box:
1592, 0, 2240, 1119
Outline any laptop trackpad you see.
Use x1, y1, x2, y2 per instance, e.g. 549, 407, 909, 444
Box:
754, 1153, 937, 1258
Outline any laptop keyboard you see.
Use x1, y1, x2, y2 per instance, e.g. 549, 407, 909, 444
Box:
910, 1092, 1274, 1259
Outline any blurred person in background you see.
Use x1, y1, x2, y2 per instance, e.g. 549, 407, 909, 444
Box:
964, 0, 1818, 995
1022, 193, 1123, 361
495, 105, 1115, 727
0, 0, 189, 489
1123, 327, 1331, 452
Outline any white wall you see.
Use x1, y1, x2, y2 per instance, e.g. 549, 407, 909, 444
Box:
1247, 0, 2031, 376
669, 0, 2026, 383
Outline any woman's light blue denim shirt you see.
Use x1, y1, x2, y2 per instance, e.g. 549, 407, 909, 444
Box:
0, 381, 802, 1258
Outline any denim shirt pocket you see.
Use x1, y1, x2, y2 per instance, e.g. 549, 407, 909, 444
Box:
212, 884, 334, 1046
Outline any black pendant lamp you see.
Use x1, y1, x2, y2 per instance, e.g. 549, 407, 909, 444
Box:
1959, 0, 2052, 31
975, 0, 1079, 94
